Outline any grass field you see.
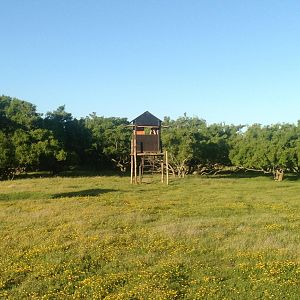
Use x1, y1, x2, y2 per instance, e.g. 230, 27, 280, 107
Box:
0, 174, 300, 299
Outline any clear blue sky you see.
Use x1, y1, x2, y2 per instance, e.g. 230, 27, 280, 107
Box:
1, 0, 300, 124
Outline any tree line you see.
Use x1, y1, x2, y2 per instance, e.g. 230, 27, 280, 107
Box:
1, 95, 300, 180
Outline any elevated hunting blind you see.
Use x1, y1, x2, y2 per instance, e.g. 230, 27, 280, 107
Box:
130, 111, 168, 184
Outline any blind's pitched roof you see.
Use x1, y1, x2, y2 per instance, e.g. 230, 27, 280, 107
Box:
131, 111, 161, 126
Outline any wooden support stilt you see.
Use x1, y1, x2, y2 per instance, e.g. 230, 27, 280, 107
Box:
141, 157, 144, 180
133, 133, 137, 184
130, 155, 133, 184
166, 151, 169, 185
139, 164, 142, 184
134, 153, 137, 184
161, 161, 164, 183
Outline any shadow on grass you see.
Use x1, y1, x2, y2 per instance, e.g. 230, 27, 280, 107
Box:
0, 192, 46, 201
59, 170, 128, 178
193, 170, 272, 180
212, 172, 273, 179
15, 170, 129, 180
282, 175, 300, 181
51, 188, 116, 198
203, 171, 300, 181
0, 189, 117, 202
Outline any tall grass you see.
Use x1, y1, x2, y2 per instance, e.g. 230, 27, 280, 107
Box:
0, 175, 299, 299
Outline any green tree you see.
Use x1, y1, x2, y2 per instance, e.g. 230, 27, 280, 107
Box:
0, 96, 66, 178
44, 105, 92, 167
162, 115, 206, 176
0, 131, 14, 179
229, 123, 300, 180
85, 114, 131, 171
5, 97, 40, 129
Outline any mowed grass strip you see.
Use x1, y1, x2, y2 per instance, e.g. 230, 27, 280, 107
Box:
0, 175, 299, 299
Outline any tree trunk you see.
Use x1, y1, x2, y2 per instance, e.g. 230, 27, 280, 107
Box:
274, 169, 284, 181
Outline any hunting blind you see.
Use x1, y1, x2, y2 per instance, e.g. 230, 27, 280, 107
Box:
130, 111, 169, 184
